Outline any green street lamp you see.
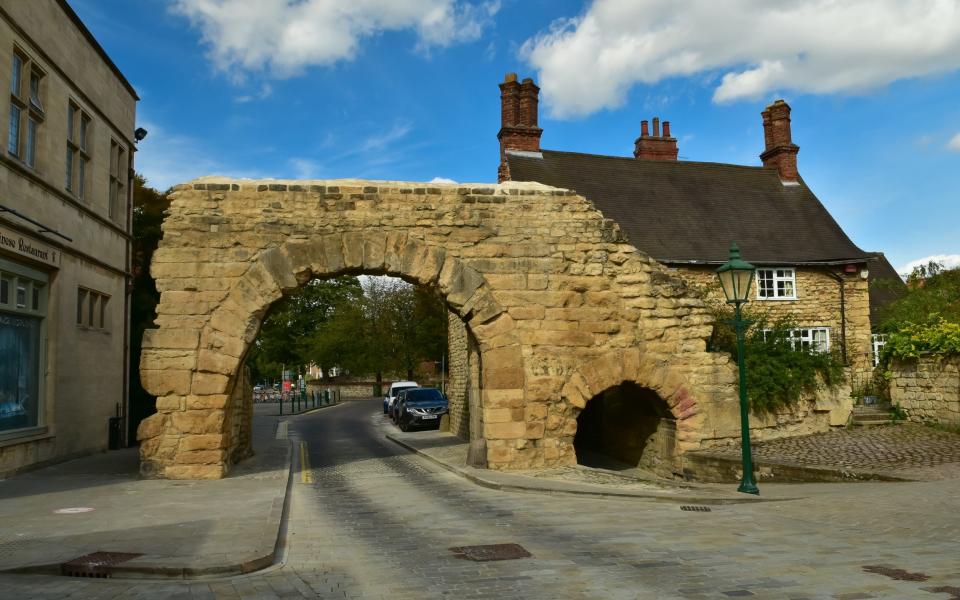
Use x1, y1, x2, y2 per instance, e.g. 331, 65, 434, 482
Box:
715, 242, 760, 495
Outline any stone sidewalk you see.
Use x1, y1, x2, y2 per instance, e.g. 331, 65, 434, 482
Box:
0, 404, 293, 578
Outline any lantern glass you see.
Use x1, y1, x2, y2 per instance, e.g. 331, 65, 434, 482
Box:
715, 242, 756, 304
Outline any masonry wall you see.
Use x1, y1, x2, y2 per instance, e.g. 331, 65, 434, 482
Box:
889, 357, 960, 424
137, 178, 856, 479
674, 266, 873, 380
446, 311, 470, 438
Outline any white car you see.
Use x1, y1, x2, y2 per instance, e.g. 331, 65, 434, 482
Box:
384, 380, 419, 414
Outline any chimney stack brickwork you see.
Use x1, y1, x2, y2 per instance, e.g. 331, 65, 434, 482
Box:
760, 99, 800, 182
498, 73, 543, 182
634, 117, 678, 161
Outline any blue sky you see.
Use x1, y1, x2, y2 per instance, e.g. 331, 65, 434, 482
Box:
69, 0, 960, 274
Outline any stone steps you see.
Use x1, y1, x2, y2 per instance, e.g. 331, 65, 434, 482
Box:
850, 406, 895, 428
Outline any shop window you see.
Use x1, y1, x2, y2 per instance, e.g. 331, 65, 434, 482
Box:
0, 259, 47, 434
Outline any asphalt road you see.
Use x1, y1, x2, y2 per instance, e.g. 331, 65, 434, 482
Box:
4, 397, 960, 599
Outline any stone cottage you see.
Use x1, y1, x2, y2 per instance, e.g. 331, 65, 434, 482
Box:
496, 73, 881, 382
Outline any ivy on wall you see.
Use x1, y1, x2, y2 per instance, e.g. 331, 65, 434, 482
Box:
708, 307, 845, 413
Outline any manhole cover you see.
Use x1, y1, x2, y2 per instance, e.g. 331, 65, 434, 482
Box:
52, 507, 95, 514
862, 565, 929, 581
680, 505, 712, 512
61, 551, 143, 578
449, 543, 531, 562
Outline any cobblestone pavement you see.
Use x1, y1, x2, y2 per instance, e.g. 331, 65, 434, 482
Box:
3, 399, 960, 599
701, 423, 960, 480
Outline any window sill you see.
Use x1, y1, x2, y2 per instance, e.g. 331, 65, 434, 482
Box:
0, 425, 51, 448
755, 297, 798, 302
76, 324, 111, 334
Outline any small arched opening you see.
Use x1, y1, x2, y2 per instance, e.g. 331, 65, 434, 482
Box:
573, 382, 677, 475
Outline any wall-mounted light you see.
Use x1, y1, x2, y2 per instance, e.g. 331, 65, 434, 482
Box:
860, 268, 869, 280
134, 127, 148, 143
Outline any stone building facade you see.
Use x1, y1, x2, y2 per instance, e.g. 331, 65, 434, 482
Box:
0, 0, 138, 476
500, 74, 877, 385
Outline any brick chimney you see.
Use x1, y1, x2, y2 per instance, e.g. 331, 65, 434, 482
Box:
633, 116, 678, 161
498, 73, 543, 182
760, 99, 800, 183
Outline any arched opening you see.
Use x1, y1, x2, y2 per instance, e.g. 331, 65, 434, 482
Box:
573, 382, 676, 476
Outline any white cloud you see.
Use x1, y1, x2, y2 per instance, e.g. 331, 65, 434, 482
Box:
521, 0, 960, 118
172, 0, 499, 79
430, 176, 457, 183
899, 254, 960, 276
948, 132, 960, 151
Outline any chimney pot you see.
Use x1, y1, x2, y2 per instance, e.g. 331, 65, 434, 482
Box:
504, 72, 517, 82
634, 116, 678, 161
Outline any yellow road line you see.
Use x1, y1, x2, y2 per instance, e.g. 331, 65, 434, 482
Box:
299, 440, 313, 484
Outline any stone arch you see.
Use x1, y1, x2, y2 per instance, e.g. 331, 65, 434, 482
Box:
139, 231, 521, 479
137, 178, 741, 480
559, 348, 706, 472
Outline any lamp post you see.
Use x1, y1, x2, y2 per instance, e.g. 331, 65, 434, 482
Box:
715, 242, 760, 495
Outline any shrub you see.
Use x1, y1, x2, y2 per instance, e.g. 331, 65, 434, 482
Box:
882, 319, 960, 361
708, 307, 846, 413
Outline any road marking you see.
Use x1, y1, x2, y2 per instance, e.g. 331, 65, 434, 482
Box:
299, 440, 313, 484
276, 420, 288, 440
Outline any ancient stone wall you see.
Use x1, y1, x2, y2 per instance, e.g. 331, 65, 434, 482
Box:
675, 266, 872, 380
137, 178, 764, 479
890, 357, 960, 424
445, 311, 470, 438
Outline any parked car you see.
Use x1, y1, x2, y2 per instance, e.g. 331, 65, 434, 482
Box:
384, 380, 419, 414
395, 387, 447, 432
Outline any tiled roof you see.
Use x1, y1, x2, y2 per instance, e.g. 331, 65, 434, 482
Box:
506, 149, 873, 265
867, 252, 906, 328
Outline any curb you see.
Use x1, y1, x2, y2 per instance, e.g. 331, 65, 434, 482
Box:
684, 451, 914, 484
384, 433, 787, 505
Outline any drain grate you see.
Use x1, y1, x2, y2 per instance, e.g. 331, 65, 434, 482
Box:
449, 543, 531, 562
61, 551, 143, 578
862, 565, 930, 582
680, 505, 712, 512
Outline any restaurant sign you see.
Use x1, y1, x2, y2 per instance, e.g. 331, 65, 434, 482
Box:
0, 224, 61, 267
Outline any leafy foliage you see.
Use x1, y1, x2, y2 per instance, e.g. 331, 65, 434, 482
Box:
876, 263, 960, 332
882, 319, 960, 360
708, 307, 845, 412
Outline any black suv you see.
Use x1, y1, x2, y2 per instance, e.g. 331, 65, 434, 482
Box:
395, 387, 448, 431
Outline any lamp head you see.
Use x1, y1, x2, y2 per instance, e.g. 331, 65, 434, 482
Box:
134, 127, 148, 142
715, 242, 756, 304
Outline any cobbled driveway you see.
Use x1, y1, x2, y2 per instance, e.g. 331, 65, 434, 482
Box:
701, 424, 960, 480
3, 399, 960, 599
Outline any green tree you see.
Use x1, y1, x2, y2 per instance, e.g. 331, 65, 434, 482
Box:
876, 263, 960, 332
245, 276, 362, 382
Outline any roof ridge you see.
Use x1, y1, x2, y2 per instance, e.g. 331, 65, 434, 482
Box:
539, 148, 771, 172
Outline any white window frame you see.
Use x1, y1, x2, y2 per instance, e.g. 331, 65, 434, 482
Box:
763, 326, 831, 353
872, 333, 886, 367
756, 267, 797, 300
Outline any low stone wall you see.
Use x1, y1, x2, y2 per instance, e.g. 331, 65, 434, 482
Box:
890, 356, 960, 424
699, 378, 853, 451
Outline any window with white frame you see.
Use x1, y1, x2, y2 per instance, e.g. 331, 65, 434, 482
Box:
8, 47, 45, 168
763, 327, 831, 353
872, 333, 887, 367
756, 267, 797, 299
